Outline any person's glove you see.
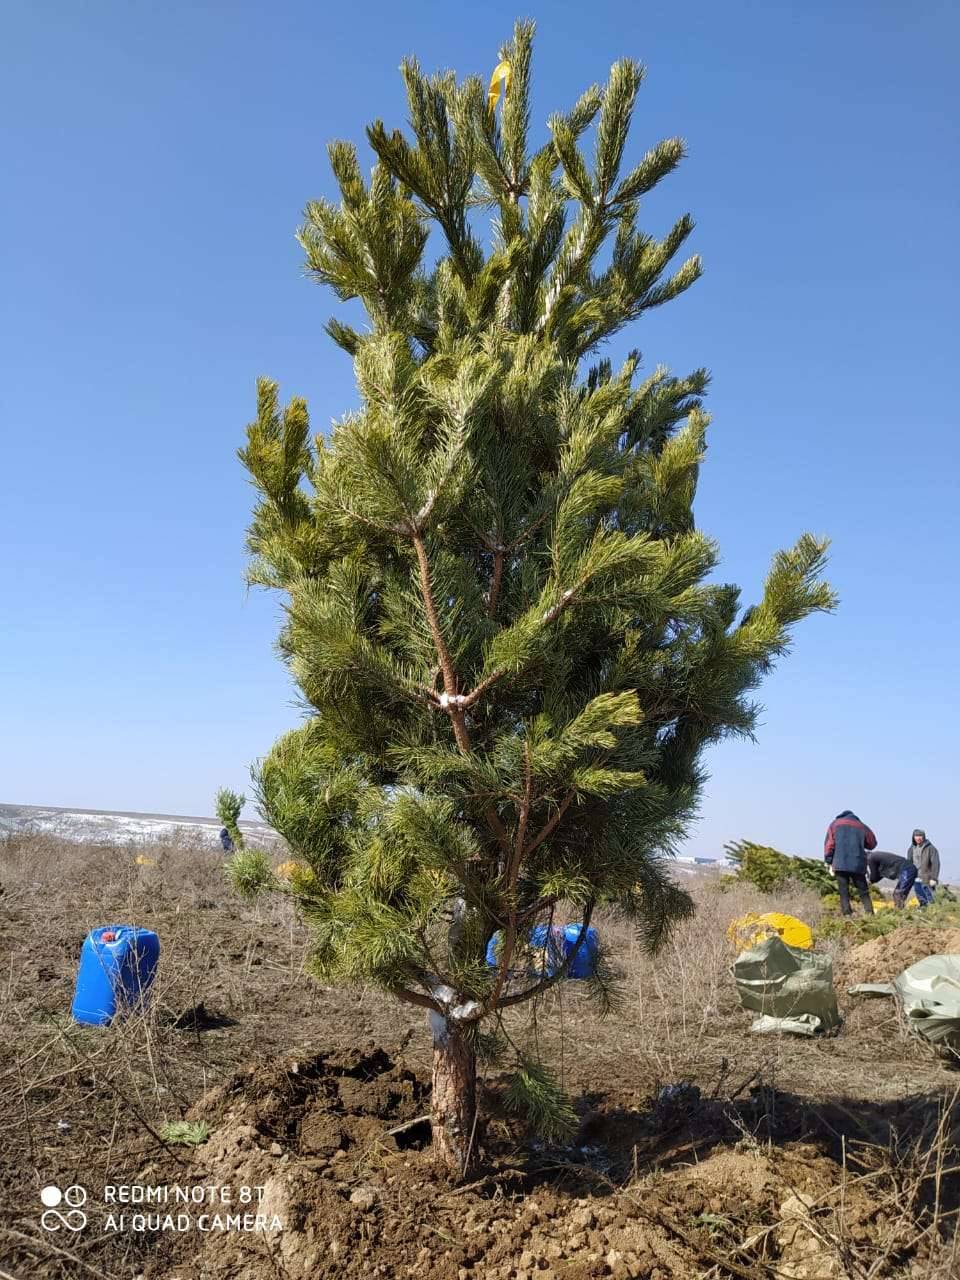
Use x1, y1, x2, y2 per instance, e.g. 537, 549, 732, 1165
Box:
930, 880, 937, 888
828, 865, 835, 877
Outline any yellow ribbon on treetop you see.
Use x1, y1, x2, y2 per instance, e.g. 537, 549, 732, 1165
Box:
488, 58, 512, 115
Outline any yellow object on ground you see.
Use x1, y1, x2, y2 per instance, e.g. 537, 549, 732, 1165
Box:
135, 855, 157, 867
275, 860, 301, 880
874, 895, 921, 909
728, 911, 814, 953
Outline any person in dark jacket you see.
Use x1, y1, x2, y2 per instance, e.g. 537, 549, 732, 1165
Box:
907, 829, 940, 907
824, 810, 876, 916
219, 827, 235, 853
867, 850, 917, 909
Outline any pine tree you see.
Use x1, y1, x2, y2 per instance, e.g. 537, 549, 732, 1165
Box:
724, 839, 836, 896
215, 788, 246, 850
237, 21, 836, 1174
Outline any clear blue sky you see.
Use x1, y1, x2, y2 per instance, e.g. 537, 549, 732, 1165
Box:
2, 2, 958, 872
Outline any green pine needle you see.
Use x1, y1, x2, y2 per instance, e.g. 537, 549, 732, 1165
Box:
504, 1058, 577, 1141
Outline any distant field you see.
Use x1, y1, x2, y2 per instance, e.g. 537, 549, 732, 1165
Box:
0, 801, 277, 846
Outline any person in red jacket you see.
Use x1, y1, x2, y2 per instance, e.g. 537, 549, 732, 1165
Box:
824, 810, 876, 916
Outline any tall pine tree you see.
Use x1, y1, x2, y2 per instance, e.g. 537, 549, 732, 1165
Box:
237, 21, 836, 1174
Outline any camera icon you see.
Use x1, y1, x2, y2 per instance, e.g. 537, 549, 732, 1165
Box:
40, 1185, 87, 1231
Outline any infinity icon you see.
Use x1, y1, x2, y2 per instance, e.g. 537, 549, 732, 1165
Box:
41, 1207, 87, 1232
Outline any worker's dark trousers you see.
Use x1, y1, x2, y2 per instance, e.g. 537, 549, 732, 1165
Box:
836, 871, 874, 916
893, 863, 918, 908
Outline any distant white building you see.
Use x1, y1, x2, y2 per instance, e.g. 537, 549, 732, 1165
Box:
673, 855, 731, 872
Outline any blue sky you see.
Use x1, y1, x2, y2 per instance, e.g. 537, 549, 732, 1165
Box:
2, 2, 957, 872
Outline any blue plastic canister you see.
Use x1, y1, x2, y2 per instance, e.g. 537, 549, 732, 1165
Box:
486, 927, 555, 970
484, 923, 598, 979
484, 931, 502, 968
528, 924, 565, 975
562, 923, 599, 978
71, 925, 161, 1026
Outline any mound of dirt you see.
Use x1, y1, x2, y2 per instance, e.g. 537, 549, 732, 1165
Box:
188, 1043, 431, 1157
141, 1047, 900, 1280
841, 927, 960, 988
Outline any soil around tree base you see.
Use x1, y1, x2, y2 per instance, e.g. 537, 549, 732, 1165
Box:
127, 1044, 953, 1280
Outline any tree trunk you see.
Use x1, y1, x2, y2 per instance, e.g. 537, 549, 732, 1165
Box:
430, 1013, 477, 1177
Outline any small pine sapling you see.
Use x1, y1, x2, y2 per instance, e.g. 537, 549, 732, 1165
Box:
237, 22, 836, 1173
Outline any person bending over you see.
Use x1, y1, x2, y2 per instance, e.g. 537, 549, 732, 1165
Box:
867, 849, 917, 909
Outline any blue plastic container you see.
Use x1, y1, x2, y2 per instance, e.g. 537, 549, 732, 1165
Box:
528, 924, 565, 975
485, 924, 598, 979
71, 925, 161, 1026
561, 923, 599, 978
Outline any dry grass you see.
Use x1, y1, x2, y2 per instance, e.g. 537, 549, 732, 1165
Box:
611, 879, 827, 1066
0, 832, 410, 1277
1, 834, 958, 1278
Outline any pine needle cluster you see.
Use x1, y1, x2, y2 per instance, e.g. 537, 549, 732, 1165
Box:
723, 839, 837, 896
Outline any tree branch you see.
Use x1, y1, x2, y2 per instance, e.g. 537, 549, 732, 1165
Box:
487, 546, 505, 618
523, 790, 575, 860
462, 668, 507, 708
457, 582, 587, 712
328, 495, 410, 538
390, 985, 442, 1014
516, 894, 560, 925
411, 533, 511, 862
411, 531, 471, 753
498, 904, 596, 1008
482, 747, 539, 1015
484, 806, 513, 857
412, 533, 459, 694
514, 743, 533, 868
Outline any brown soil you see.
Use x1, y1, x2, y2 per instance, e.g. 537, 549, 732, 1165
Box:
137, 1046, 896, 1280
841, 927, 960, 988
2, 837, 959, 1279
